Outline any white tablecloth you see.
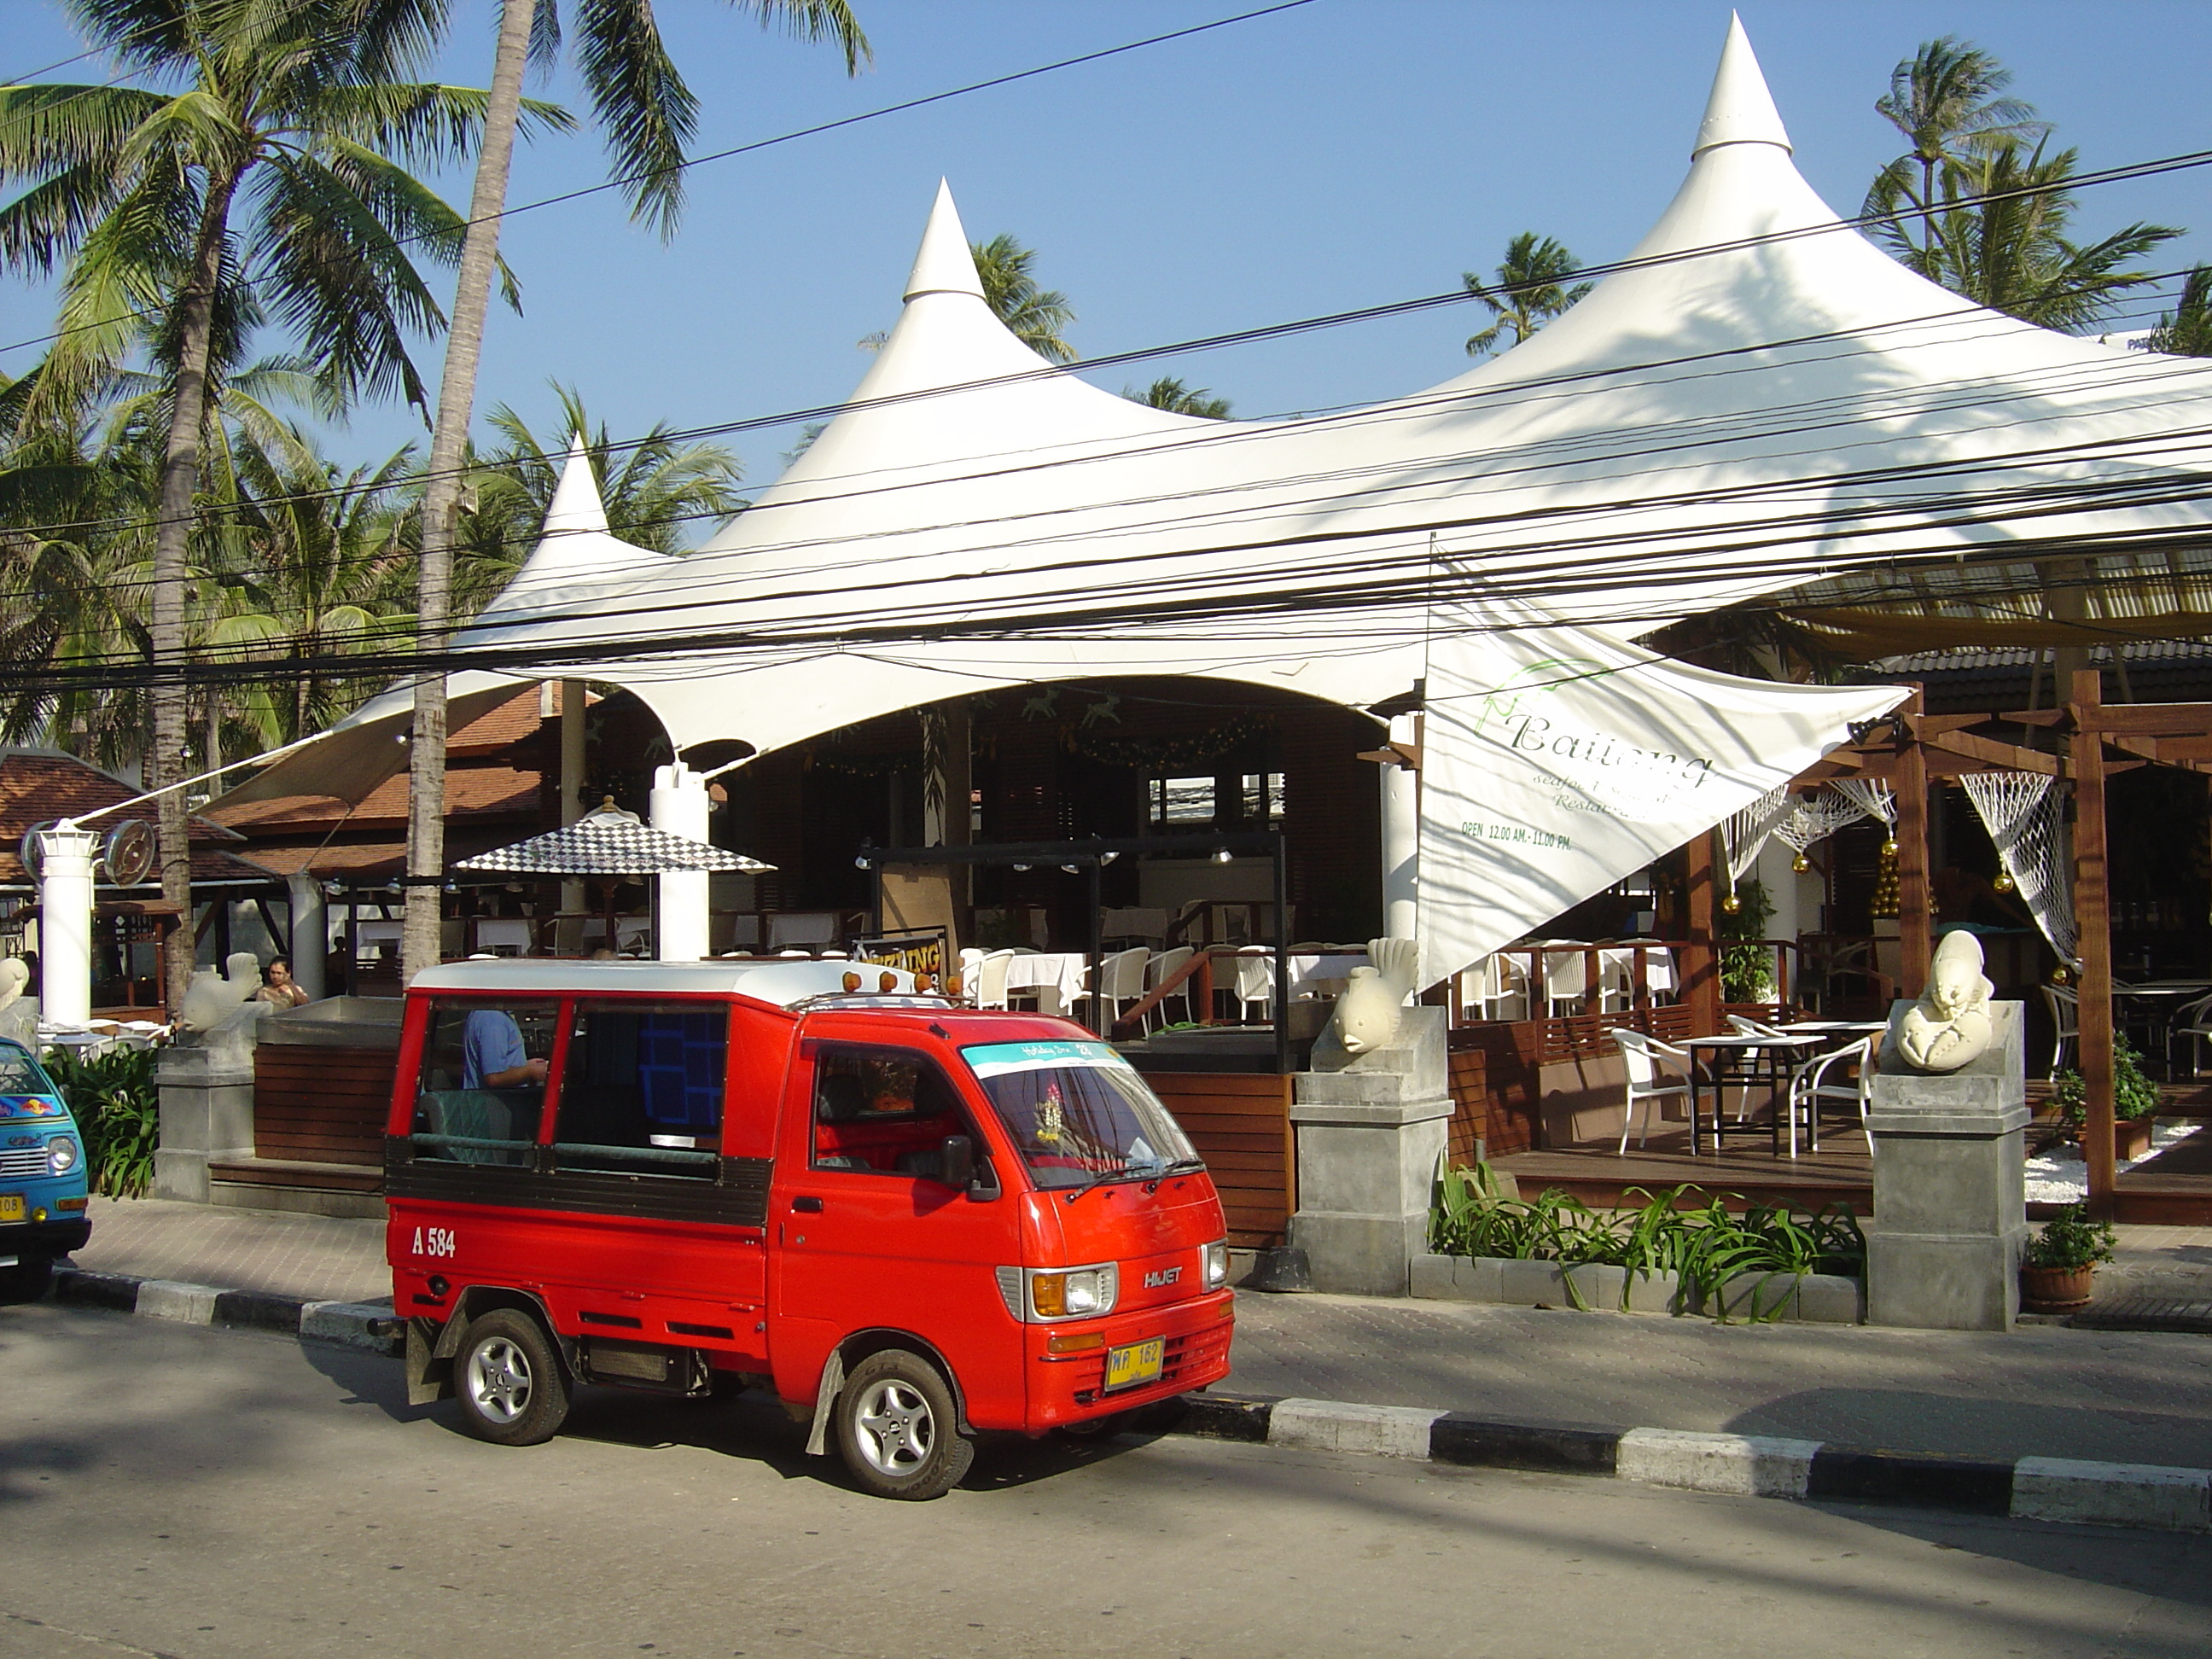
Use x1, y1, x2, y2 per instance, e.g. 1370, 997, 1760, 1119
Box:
1287, 952, 1368, 998
1004, 952, 1089, 1015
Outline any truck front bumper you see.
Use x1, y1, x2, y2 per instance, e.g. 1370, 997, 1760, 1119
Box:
1023, 1289, 1235, 1432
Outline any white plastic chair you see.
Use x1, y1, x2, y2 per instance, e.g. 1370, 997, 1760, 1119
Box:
1074, 946, 1150, 1027
956, 947, 985, 1004
2170, 990, 2212, 1079
1610, 1028, 1691, 1154
2041, 984, 2080, 1080
974, 949, 1016, 1011
1465, 953, 1531, 1022
1142, 946, 1195, 1030
1232, 952, 1275, 1022
1784, 1035, 1874, 1159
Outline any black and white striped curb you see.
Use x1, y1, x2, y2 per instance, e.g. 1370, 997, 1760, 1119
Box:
1161, 1393, 2212, 1535
51, 1266, 400, 1353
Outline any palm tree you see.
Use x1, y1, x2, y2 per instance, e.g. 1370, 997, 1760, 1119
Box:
2149, 266, 2212, 357
1463, 233, 1592, 357
971, 234, 1076, 363
402, 0, 869, 983
1867, 37, 2047, 251
1125, 375, 1231, 418
0, 0, 546, 1010
197, 418, 416, 750
434, 382, 745, 614
1866, 139, 2181, 331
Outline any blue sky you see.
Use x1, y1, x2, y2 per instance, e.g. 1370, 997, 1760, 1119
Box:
6, 1, 2211, 498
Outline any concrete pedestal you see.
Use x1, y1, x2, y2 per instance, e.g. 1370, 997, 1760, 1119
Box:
1289, 1006, 1452, 1296
154, 1008, 262, 1203
1865, 999, 2029, 1331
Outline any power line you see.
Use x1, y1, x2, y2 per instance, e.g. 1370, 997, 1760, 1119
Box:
0, 0, 1318, 361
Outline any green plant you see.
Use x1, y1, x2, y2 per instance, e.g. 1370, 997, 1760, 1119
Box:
2023, 1203, 2116, 1271
1716, 879, 1776, 1003
1429, 1165, 1866, 1323
2052, 1039, 2161, 1127
41, 1046, 160, 1199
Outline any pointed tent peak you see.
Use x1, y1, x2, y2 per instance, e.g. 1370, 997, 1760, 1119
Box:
1692, 13, 1792, 158
543, 432, 608, 535
903, 179, 986, 303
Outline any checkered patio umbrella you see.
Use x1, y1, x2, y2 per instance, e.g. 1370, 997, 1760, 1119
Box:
452, 805, 771, 877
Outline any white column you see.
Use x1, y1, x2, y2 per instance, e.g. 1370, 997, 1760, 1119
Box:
288, 870, 328, 999
1380, 713, 1419, 940
650, 761, 713, 963
37, 823, 98, 1030
560, 679, 589, 930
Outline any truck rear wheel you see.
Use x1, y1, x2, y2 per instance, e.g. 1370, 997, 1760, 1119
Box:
835, 1348, 973, 1500
453, 1309, 570, 1447
0, 1258, 51, 1305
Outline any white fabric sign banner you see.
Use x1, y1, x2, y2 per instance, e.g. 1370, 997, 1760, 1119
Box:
1417, 628, 1907, 988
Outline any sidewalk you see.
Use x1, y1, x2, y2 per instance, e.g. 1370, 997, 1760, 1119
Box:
64, 1197, 2212, 1470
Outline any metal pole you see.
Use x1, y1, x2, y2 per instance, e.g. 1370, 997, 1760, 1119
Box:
1273, 834, 1289, 1077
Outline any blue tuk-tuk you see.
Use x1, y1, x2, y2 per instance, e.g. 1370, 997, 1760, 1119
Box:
0, 1038, 90, 1302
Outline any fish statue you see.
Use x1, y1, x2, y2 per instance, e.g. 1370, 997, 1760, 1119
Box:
1324, 937, 1423, 1057
176, 951, 265, 1033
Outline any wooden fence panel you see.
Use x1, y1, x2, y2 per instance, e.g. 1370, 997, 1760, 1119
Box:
1144, 1072, 1294, 1249
253, 1045, 395, 1167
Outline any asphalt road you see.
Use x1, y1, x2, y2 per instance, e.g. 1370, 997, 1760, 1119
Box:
1, 1304, 2207, 1659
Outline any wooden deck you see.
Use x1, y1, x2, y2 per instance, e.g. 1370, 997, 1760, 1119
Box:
1494, 1125, 1874, 1214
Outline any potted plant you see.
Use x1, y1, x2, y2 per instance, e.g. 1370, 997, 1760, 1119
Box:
2052, 1039, 2161, 1161
2019, 1203, 2117, 1313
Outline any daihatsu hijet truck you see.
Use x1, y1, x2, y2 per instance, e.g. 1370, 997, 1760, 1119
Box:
0, 1037, 92, 1303
387, 958, 1235, 1499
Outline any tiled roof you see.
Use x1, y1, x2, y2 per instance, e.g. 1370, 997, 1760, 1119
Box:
217, 763, 543, 832
0, 751, 259, 887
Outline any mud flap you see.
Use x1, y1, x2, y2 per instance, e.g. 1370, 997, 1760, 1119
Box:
803, 1348, 845, 1458
406, 1316, 453, 1406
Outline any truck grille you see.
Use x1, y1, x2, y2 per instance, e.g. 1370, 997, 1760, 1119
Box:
0, 1145, 50, 1180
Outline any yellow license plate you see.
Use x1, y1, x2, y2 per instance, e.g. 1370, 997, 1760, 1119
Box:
1103, 1336, 1165, 1393
0, 1196, 21, 1222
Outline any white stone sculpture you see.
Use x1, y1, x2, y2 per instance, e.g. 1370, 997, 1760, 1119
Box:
0, 958, 36, 1047
1324, 936, 1423, 1057
176, 951, 265, 1034
1895, 929, 1995, 1074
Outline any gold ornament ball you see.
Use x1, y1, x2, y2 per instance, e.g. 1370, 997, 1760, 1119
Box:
1994, 870, 2015, 894
1882, 837, 1900, 856
1790, 853, 1810, 874
1721, 892, 1742, 914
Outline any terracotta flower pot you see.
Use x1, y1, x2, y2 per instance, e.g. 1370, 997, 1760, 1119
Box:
2020, 1263, 2097, 1313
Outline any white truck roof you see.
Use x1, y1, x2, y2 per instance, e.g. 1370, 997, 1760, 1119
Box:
407, 958, 918, 1010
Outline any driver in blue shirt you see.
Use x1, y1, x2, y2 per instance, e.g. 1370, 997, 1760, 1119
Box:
462, 1009, 548, 1090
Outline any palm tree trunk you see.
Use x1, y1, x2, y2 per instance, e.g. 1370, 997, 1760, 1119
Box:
403, 0, 538, 983
152, 162, 242, 1016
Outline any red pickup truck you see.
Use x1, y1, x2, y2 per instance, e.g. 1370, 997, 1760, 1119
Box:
387, 958, 1235, 1499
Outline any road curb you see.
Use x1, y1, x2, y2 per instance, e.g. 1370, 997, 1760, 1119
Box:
51, 1266, 401, 1354
1161, 1391, 2212, 1534
42, 1270, 2210, 1534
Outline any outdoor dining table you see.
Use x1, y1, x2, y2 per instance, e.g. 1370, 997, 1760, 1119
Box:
1001, 952, 1089, 1016
1681, 1032, 1825, 1155
2112, 981, 2212, 1074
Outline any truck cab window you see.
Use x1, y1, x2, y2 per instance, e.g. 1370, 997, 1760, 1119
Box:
413, 999, 559, 1166
555, 1001, 726, 1179
811, 1045, 973, 1181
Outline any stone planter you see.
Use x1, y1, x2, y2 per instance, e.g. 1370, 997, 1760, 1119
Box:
2019, 1262, 2096, 1313
1410, 1253, 1861, 1323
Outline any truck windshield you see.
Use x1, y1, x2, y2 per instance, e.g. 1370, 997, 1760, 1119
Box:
962, 1040, 1200, 1190
0, 1044, 56, 1097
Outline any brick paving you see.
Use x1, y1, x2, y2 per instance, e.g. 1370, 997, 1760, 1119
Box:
70, 1196, 389, 1305
58, 1196, 2212, 1470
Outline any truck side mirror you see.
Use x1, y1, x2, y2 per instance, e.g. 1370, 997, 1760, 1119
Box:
939, 1134, 975, 1190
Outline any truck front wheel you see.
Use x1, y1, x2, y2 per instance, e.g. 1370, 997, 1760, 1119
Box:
835, 1349, 974, 1500
453, 1310, 570, 1447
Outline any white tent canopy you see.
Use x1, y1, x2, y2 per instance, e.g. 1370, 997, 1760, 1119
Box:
224, 12, 2212, 818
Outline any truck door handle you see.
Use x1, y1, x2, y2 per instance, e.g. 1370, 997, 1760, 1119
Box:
791, 1196, 824, 1214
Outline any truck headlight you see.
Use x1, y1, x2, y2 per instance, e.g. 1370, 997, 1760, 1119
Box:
47, 1136, 78, 1177
1028, 1263, 1118, 1320
1202, 1240, 1230, 1289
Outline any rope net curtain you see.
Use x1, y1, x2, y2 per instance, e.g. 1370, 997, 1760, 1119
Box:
1721, 785, 1796, 888
1773, 783, 1881, 853
1959, 771, 2078, 965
